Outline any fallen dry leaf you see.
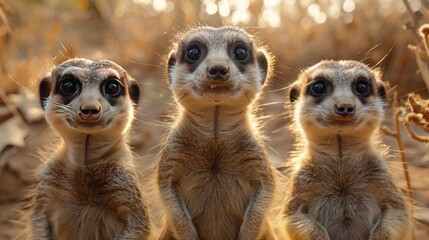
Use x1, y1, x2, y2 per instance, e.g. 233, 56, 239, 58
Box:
0, 116, 28, 153
9, 90, 44, 123
0, 147, 18, 175
0, 105, 12, 122
0, 116, 28, 174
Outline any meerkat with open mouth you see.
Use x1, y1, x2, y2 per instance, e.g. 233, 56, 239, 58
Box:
156, 26, 278, 240
284, 60, 412, 240
29, 58, 151, 239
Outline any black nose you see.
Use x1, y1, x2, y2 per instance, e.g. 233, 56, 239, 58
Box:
207, 65, 230, 81
79, 105, 101, 122
334, 104, 355, 117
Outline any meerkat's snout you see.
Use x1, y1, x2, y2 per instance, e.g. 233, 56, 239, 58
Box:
207, 64, 230, 81
334, 103, 355, 118
79, 102, 102, 122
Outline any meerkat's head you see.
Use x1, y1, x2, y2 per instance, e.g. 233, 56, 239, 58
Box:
288, 60, 387, 139
39, 58, 140, 138
166, 26, 272, 112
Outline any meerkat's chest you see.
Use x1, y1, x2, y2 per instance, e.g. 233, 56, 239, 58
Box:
165, 136, 266, 235
168, 132, 264, 179
39, 163, 127, 239
297, 156, 384, 239
177, 142, 261, 205
43, 164, 116, 204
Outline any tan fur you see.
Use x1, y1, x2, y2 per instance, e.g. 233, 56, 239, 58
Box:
284, 60, 412, 240
27, 58, 151, 239
156, 26, 278, 240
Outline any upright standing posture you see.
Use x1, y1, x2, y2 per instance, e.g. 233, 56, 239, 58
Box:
31, 58, 151, 239
157, 26, 276, 240
284, 60, 412, 240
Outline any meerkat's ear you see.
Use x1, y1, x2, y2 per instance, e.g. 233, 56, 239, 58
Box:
256, 50, 269, 85
375, 81, 389, 101
128, 79, 140, 107
167, 51, 177, 84
373, 68, 387, 101
376, 81, 387, 101
39, 75, 52, 110
289, 83, 300, 103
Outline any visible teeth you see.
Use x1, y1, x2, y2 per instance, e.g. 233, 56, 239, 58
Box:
210, 84, 216, 89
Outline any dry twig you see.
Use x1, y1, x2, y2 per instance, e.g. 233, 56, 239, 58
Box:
402, 0, 423, 42
404, 95, 429, 143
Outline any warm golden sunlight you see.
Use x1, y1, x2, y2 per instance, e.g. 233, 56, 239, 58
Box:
0, 0, 428, 239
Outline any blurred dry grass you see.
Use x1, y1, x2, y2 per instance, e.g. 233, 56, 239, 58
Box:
0, 0, 428, 239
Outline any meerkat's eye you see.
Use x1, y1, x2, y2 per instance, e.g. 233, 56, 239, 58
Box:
58, 76, 80, 97
309, 78, 328, 97
102, 78, 123, 97
185, 46, 202, 63
233, 47, 249, 62
354, 77, 372, 97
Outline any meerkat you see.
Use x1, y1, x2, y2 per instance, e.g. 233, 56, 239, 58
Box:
29, 58, 151, 239
283, 60, 412, 240
156, 26, 277, 240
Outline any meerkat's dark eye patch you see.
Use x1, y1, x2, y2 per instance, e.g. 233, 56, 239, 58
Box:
185, 44, 202, 63
353, 77, 372, 97
308, 78, 328, 98
57, 76, 81, 98
230, 42, 253, 73
180, 42, 205, 72
101, 78, 124, 98
233, 46, 249, 63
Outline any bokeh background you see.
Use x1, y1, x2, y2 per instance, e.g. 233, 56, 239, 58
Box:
0, 0, 428, 239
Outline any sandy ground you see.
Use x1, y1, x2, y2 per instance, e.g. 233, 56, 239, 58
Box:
0, 76, 428, 239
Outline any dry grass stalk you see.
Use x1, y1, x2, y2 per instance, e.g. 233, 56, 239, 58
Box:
402, 0, 429, 140
418, 24, 429, 55
402, 0, 429, 92
0, 1, 12, 35
408, 44, 429, 60
402, 0, 423, 42
404, 95, 429, 143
